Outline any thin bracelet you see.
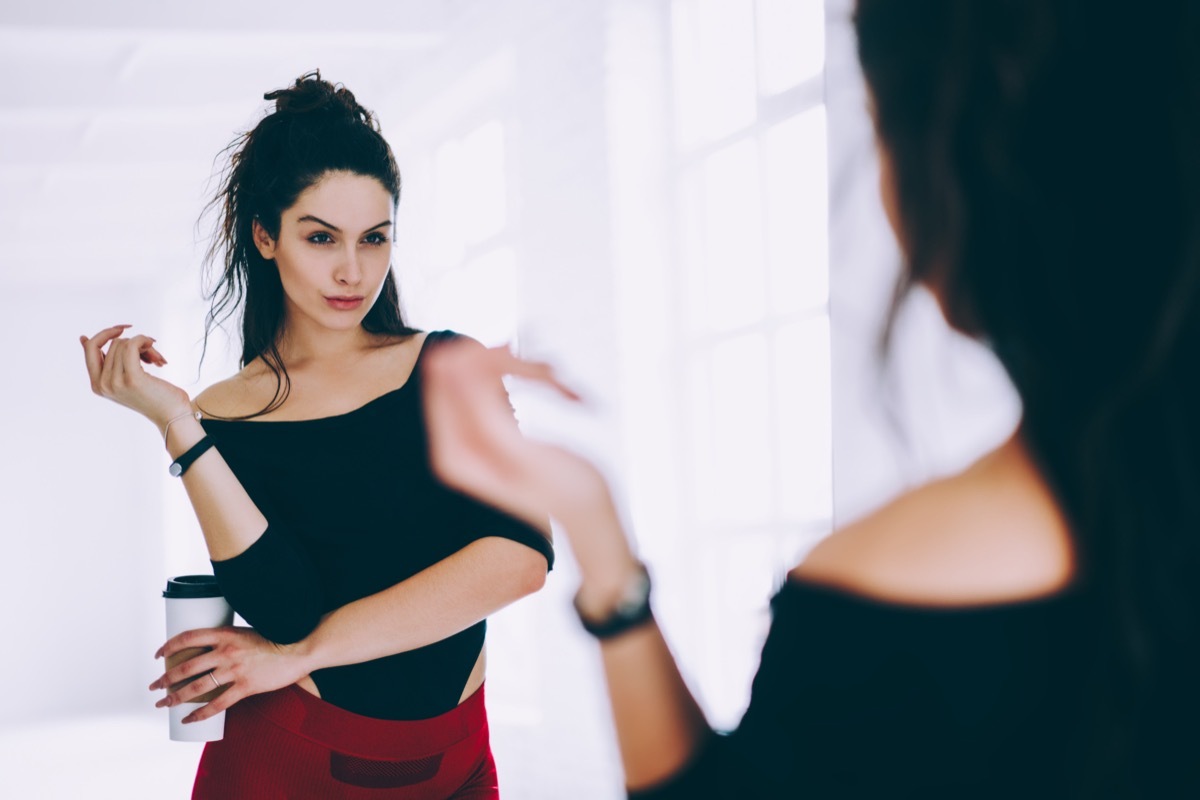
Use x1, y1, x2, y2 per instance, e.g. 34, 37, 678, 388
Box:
162, 410, 201, 445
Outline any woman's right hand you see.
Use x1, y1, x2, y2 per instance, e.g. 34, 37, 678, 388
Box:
81, 324, 193, 430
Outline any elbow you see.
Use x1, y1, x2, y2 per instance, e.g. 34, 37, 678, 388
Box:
251, 616, 319, 646
515, 556, 548, 598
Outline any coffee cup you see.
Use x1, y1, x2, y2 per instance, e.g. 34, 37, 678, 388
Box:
162, 575, 234, 742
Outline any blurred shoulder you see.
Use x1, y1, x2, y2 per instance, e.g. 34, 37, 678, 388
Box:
791, 437, 1075, 607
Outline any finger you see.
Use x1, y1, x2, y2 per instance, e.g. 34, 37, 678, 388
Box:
488, 348, 583, 402
108, 338, 129, 389
122, 335, 157, 376
156, 627, 226, 660
97, 337, 128, 393
141, 342, 167, 366
84, 324, 133, 348
151, 650, 221, 695
182, 688, 241, 724
157, 665, 225, 709
81, 325, 131, 389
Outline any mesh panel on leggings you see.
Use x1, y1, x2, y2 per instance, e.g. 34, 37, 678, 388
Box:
330, 751, 444, 788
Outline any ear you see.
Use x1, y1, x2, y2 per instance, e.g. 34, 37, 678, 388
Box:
252, 218, 277, 260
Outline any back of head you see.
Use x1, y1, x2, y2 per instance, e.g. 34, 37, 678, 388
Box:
855, 0, 1200, 792
201, 71, 414, 415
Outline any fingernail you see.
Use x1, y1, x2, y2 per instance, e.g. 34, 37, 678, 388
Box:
148, 681, 157, 691
155, 699, 166, 708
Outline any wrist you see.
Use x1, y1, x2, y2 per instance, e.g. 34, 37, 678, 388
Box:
575, 558, 646, 621
575, 561, 653, 639
288, 635, 323, 676
165, 416, 206, 457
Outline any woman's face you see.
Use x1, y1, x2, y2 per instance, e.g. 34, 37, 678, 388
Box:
253, 170, 395, 333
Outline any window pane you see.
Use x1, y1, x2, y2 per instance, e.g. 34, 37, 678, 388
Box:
431, 139, 464, 267
678, 165, 709, 334
709, 333, 771, 525
696, 534, 776, 728
703, 139, 766, 331
671, 0, 757, 149
686, 353, 717, 523
764, 107, 828, 313
431, 246, 518, 347
755, 0, 824, 95
458, 120, 507, 245
775, 317, 832, 522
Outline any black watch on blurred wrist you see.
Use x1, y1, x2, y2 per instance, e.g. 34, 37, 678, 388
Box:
574, 563, 653, 640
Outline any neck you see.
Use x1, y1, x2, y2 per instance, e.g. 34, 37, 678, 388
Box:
275, 315, 379, 367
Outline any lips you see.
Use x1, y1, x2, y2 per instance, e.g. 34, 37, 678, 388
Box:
325, 295, 365, 310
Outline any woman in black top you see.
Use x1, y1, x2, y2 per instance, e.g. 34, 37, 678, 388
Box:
420, 2, 1200, 797
81, 72, 551, 798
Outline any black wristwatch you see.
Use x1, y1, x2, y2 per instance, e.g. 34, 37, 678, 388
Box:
574, 563, 653, 639
169, 436, 216, 477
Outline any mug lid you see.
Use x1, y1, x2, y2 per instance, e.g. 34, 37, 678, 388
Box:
163, 575, 223, 599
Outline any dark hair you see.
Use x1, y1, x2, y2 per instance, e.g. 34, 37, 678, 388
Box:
200, 70, 419, 418
857, 0, 1200, 792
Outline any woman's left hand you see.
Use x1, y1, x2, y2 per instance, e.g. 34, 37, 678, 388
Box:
149, 626, 310, 724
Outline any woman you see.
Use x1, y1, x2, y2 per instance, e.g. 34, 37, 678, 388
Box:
81, 72, 552, 799
421, 2, 1200, 797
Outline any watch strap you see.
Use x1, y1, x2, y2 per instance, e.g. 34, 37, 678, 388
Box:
574, 563, 653, 640
169, 436, 215, 477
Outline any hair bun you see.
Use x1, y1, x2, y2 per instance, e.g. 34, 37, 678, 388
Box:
264, 70, 376, 129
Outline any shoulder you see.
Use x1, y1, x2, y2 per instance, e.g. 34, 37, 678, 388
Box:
791, 437, 1075, 607
194, 364, 274, 419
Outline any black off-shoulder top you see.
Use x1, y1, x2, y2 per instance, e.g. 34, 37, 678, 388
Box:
200, 330, 553, 721
632, 579, 1200, 798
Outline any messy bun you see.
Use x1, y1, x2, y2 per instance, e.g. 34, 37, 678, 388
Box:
200, 70, 417, 418
265, 73, 376, 126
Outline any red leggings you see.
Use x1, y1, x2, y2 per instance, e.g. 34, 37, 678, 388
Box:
192, 682, 498, 799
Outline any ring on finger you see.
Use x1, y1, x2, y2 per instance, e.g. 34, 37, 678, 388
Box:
210, 672, 221, 690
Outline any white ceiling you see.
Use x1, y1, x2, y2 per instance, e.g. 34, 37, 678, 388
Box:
0, 0, 448, 286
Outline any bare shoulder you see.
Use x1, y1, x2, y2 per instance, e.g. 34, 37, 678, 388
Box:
193, 363, 274, 419
791, 438, 1075, 607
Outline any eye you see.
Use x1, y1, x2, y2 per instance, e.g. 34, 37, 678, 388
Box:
363, 232, 389, 246
307, 232, 334, 245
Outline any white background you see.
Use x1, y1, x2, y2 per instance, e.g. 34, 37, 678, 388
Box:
0, 1, 1016, 797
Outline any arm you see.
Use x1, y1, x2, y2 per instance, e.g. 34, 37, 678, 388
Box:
81, 325, 323, 641
151, 534, 547, 720
418, 340, 716, 791
299, 535, 546, 669
569, 509, 713, 791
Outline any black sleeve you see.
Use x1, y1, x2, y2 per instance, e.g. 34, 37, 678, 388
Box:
210, 525, 325, 644
450, 487, 555, 570
205, 443, 327, 644
424, 329, 554, 570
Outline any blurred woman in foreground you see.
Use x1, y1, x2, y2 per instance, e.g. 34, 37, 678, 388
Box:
422, 2, 1200, 797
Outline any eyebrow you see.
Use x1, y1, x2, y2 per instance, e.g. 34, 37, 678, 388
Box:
296, 215, 392, 234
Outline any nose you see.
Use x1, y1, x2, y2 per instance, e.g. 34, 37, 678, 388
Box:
334, 244, 362, 286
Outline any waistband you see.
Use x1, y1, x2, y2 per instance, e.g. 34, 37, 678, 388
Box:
237, 681, 488, 761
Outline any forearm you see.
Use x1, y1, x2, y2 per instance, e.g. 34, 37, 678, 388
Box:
296, 537, 547, 671
599, 622, 711, 791
167, 416, 269, 561
568, 508, 711, 791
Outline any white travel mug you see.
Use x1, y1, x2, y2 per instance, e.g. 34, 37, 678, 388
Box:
162, 575, 234, 742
